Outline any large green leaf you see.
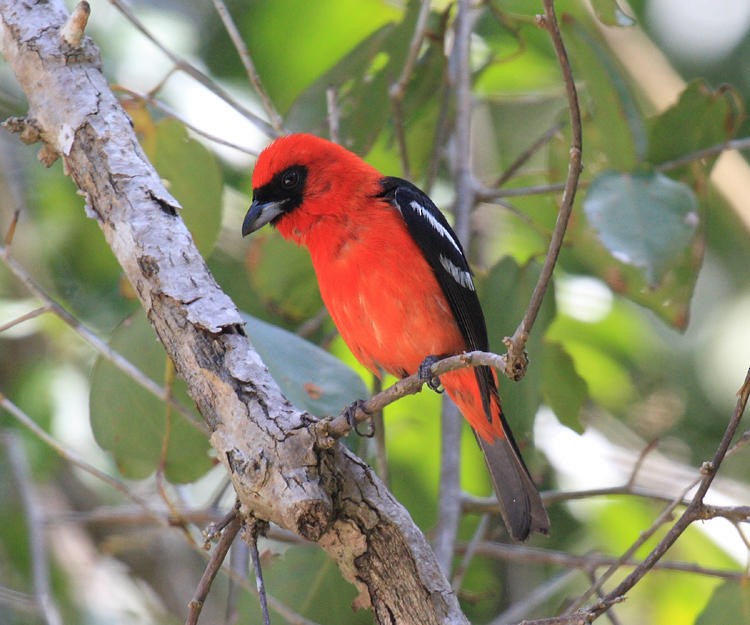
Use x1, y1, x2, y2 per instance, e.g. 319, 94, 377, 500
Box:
540, 340, 588, 432
563, 16, 647, 169
285, 1, 428, 155
148, 119, 223, 256
243, 314, 368, 418
235, 0, 402, 113
584, 170, 699, 286
244, 229, 323, 321
695, 581, 750, 625
648, 79, 742, 171
90, 313, 211, 483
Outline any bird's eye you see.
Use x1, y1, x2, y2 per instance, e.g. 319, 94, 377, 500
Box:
281, 169, 300, 189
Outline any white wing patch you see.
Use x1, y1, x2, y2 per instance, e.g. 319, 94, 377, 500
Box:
440, 254, 475, 291
409, 200, 462, 254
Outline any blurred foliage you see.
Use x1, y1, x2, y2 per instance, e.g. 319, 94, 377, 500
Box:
1, 1, 750, 624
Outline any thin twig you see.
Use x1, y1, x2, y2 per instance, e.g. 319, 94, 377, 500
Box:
2, 431, 63, 625
451, 514, 489, 591
582, 368, 750, 621
108, 0, 278, 138
187, 512, 242, 625
210, 0, 283, 132
463, 541, 749, 582
0, 244, 202, 428
503, 0, 583, 378
389, 0, 432, 176
247, 520, 272, 625
326, 86, 340, 145
0, 305, 49, 333
115, 86, 259, 155
657, 135, 750, 172
0, 393, 158, 514
475, 180, 568, 200
565, 478, 697, 615
490, 121, 565, 189
316, 350, 508, 440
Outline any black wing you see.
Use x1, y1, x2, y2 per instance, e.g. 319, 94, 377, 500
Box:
379, 177, 549, 540
378, 177, 496, 419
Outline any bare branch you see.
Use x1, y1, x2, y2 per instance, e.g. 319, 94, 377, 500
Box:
0, 245, 201, 427
209, 0, 283, 132
503, 0, 583, 378
187, 512, 242, 625
389, 0, 432, 176
2, 431, 64, 625
107, 0, 278, 138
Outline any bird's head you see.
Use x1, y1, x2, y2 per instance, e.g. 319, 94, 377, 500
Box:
242, 133, 381, 244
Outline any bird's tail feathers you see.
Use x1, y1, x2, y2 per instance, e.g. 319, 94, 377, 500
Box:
476, 433, 549, 541
442, 368, 549, 541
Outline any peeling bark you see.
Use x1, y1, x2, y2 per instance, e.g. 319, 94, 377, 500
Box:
0, 2, 468, 623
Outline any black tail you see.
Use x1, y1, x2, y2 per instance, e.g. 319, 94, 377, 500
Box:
476, 433, 549, 541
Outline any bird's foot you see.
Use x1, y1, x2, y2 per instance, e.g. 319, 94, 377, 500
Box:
343, 399, 375, 437
418, 355, 444, 393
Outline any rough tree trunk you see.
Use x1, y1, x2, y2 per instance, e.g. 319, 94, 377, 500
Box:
0, 1, 468, 623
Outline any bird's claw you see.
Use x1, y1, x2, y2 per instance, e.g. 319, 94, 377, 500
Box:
343, 399, 375, 437
418, 355, 444, 393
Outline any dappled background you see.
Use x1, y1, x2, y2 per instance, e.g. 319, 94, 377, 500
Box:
2, 1, 750, 624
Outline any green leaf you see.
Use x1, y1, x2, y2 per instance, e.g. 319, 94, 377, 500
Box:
648, 80, 743, 170
235, 0, 402, 113
540, 340, 588, 432
590, 0, 636, 26
243, 314, 368, 417
563, 16, 647, 168
285, 1, 428, 155
584, 171, 699, 286
251, 546, 370, 624
90, 313, 211, 483
695, 581, 750, 625
148, 119, 223, 256
244, 229, 323, 321
480, 257, 556, 441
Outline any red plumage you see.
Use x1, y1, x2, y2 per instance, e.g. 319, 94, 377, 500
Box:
244, 133, 548, 540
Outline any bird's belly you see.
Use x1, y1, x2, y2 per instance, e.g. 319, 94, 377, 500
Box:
317, 247, 466, 378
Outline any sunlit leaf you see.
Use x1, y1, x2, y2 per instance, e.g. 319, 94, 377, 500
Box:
286, 1, 429, 155
584, 170, 699, 285
90, 313, 211, 482
243, 314, 368, 417
696, 581, 750, 625
540, 340, 588, 432
231, 0, 402, 113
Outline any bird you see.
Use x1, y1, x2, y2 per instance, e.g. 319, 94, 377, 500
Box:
242, 133, 549, 541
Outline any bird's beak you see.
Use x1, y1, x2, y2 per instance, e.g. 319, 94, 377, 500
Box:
242, 199, 285, 237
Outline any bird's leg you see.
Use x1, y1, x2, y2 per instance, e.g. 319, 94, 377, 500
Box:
418, 355, 444, 393
343, 399, 375, 438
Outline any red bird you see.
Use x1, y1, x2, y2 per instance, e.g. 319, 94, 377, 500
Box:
242, 133, 548, 541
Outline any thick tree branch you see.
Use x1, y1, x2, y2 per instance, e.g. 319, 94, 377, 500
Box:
0, 2, 466, 623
